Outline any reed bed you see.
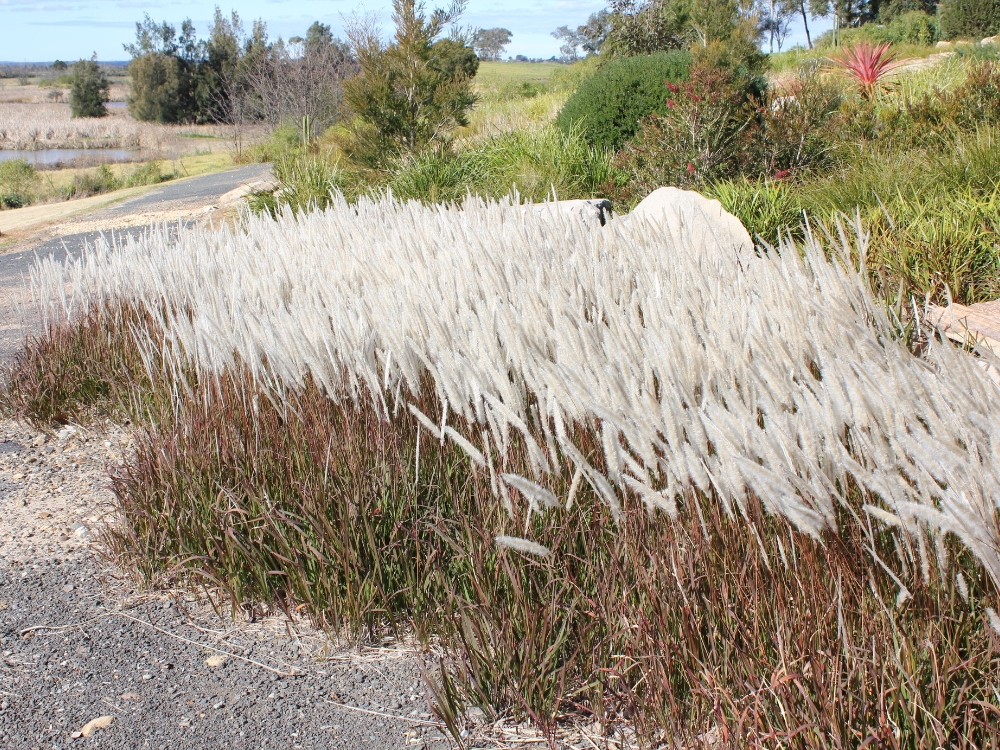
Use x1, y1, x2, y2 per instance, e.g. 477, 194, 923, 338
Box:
0, 103, 226, 151
8, 195, 1000, 743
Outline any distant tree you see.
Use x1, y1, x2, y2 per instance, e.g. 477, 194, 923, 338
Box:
602, 0, 692, 56
342, 0, 478, 167
194, 8, 249, 123
243, 21, 356, 137
69, 55, 110, 118
809, 0, 884, 31
473, 27, 513, 60
758, 0, 798, 51
52, 60, 68, 71
124, 14, 200, 122
552, 10, 613, 59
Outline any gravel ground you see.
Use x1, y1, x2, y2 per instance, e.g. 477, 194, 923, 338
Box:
0, 419, 453, 750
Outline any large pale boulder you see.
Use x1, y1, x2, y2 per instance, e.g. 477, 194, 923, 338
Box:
520, 198, 613, 227
619, 186, 752, 251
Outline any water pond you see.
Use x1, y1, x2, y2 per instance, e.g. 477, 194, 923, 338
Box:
0, 148, 138, 167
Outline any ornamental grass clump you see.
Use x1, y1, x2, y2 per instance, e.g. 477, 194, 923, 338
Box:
7, 194, 1000, 743
829, 41, 905, 100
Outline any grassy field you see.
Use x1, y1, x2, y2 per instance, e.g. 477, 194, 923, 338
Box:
475, 60, 566, 89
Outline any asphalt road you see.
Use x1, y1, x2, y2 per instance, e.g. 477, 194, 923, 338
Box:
0, 164, 271, 365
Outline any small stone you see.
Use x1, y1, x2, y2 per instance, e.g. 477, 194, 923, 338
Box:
38, 511, 52, 518
79, 715, 113, 737
205, 654, 226, 668
70, 731, 82, 739
61, 584, 74, 593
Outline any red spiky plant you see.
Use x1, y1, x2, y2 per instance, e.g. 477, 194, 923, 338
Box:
829, 41, 904, 99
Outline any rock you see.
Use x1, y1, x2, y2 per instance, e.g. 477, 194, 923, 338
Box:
983, 35, 999, 46
619, 187, 752, 251
520, 198, 613, 227
936, 40, 954, 49
31, 435, 46, 447
79, 715, 113, 737
205, 654, 227, 667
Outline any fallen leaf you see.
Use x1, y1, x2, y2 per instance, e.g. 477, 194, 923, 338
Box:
205, 654, 226, 667
80, 715, 113, 737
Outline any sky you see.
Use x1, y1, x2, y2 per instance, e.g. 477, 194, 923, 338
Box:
0, 0, 831, 63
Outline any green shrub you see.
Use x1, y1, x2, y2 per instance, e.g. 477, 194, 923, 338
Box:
121, 161, 170, 188
66, 165, 119, 199
340, 2, 479, 169
889, 10, 940, 44
940, 0, 1000, 40
0, 158, 38, 209
69, 56, 110, 118
607, 61, 764, 205
555, 51, 691, 150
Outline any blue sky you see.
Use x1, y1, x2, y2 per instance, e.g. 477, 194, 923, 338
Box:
1, 0, 830, 62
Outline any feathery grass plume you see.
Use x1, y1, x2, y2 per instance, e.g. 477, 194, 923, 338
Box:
25, 191, 1000, 590
494, 535, 551, 557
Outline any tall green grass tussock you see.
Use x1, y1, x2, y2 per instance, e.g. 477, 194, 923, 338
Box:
4, 195, 1000, 744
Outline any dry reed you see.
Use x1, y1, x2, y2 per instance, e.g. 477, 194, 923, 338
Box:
0, 103, 226, 151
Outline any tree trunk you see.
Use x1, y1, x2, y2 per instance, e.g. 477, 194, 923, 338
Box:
799, 0, 813, 49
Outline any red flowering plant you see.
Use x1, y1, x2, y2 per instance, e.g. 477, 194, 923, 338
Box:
609, 60, 761, 203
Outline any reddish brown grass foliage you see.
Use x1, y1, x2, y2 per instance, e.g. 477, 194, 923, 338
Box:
3, 307, 1000, 747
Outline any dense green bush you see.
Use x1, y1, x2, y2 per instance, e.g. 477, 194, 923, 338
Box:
889, 10, 941, 44
0, 159, 38, 209
127, 52, 193, 124
555, 51, 691, 150
940, 0, 1000, 39
69, 56, 109, 118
